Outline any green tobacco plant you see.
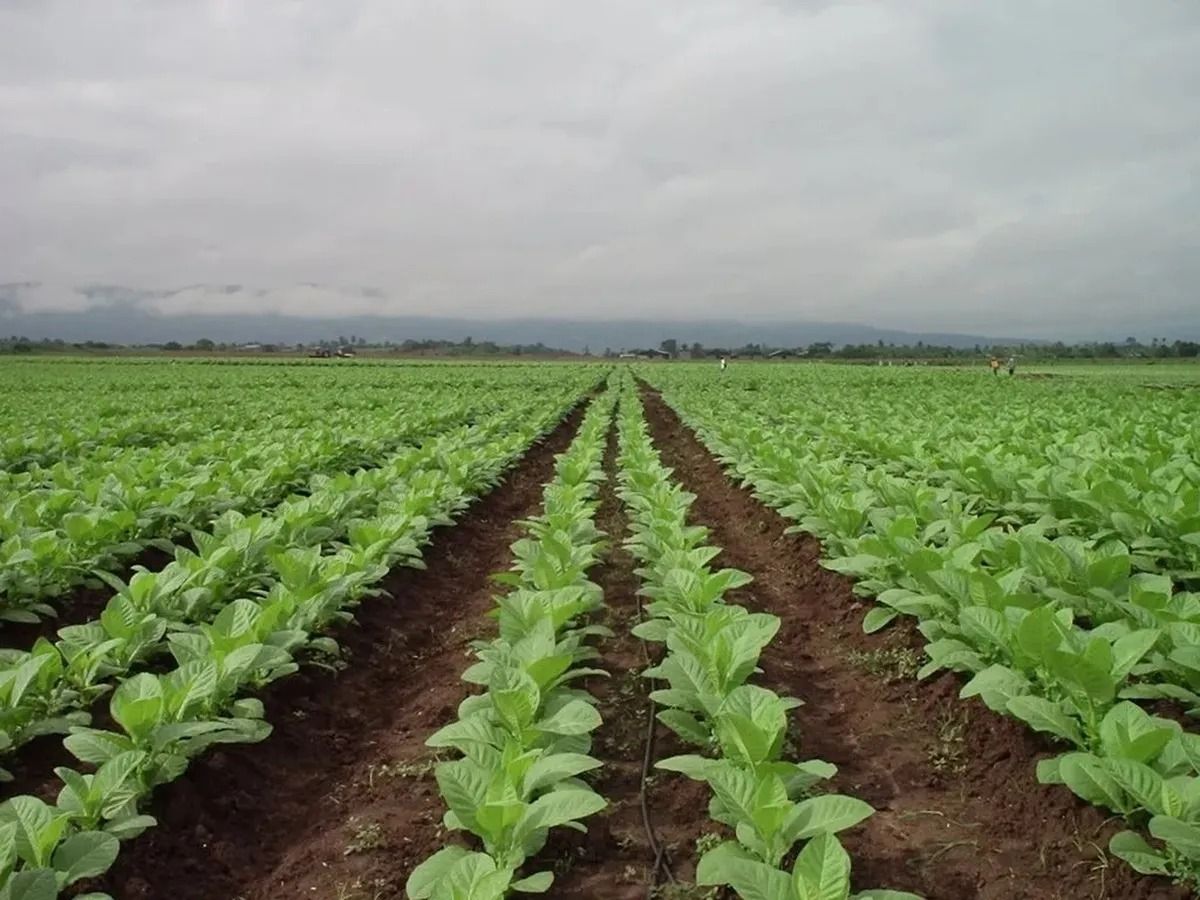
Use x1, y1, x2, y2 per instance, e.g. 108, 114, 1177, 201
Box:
0, 369, 600, 898
409, 387, 616, 899
0, 796, 117, 900
696, 832, 922, 900
407, 847, 553, 899
615, 377, 919, 900
641, 609, 788, 748
661, 755, 870, 868
637, 360, 1200, 891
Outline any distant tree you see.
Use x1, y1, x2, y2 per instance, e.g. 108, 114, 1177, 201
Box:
582, 345, 590, 356
163, 341, 182, 350
194, 338, 215, 350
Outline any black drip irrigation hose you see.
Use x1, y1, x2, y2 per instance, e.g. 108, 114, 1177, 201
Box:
635, 590, 676, 894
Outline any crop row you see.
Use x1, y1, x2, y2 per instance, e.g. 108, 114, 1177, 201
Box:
1, 367, 602, 623
644, 369, 1200, 888
0, 383, 595, 898
0, 384, 594, 782
0, 361, 419, 474
700, 368, 1200, 585
407, 386, 616, 899
0, 400, 481, 623
613, 379, 919, 900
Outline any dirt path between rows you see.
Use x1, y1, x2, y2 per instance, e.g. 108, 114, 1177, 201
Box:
639, 383, 1188, 900
85, 404, 588, 900
543, 428, 710, 899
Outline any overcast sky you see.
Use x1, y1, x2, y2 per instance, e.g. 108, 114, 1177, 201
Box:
1, 1, 1197, 336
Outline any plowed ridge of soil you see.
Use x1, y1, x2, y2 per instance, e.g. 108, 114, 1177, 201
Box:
638, 383, 1188, 900
85, 405, 588, 900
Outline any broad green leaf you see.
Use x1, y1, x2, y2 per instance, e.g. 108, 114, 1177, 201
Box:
1006, 697, 1084, 748
862, 608, 898, 634
520, 788, 605, 833
52, 831, 120, 885
785, 795, 875, 842
2, 869, 58, 900
792, 831, 852, 900
511, 870, 554, 893
1109, 830, 1170, 876
1149, 816, 1200, 860
524, 753, 601, 793
536, 699, 601, 736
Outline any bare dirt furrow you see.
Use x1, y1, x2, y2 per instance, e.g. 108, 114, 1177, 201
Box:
543, 428, 710, 899
84, 404, 588, 900
638, 382, 1187, 900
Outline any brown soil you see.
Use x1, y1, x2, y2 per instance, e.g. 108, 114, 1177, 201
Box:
541, 428, 711, 899
81, 405, 588, 900
638, 383, 1191, 900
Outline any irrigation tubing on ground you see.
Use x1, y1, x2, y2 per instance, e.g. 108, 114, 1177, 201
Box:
634, 589, 675, 892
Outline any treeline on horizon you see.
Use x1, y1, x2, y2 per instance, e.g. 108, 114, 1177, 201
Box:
633, 336, 1200, 360
1, 333, 1198, 360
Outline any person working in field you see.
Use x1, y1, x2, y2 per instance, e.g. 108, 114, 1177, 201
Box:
1007, 356, 1016, 376
989, 356, 1001, 376
720, 356, 727, 371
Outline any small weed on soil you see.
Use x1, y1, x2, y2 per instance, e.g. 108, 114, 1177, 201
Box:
847, 646, 922, 682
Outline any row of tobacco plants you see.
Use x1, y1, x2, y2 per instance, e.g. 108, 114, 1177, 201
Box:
645, 364, 1200, 890
0, 380, 596, 899
614, 378, 920, 900
0, 365, 601, 624
0, 373, 597, 778
0, 395, 474, 623
407, 387, 617, 899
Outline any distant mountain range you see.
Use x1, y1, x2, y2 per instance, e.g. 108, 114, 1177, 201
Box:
1, 282, 1193, 350
0, 307, 1047, 351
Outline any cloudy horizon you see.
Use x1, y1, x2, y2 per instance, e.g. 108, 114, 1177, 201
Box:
2, 1, 1197, 338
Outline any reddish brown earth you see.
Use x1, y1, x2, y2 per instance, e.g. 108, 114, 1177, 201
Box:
638, 383, 1190, 900
80, 405, 588, 900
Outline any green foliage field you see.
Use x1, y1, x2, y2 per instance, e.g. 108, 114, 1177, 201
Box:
643, 361, 1200, 887
2, 356, 1199, 898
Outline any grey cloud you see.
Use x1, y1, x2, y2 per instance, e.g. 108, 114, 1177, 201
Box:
1, 0, 1197, 337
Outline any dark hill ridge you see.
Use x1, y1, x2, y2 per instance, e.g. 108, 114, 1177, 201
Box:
0, 303, 1037, 352
3, 282, 1195, 349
